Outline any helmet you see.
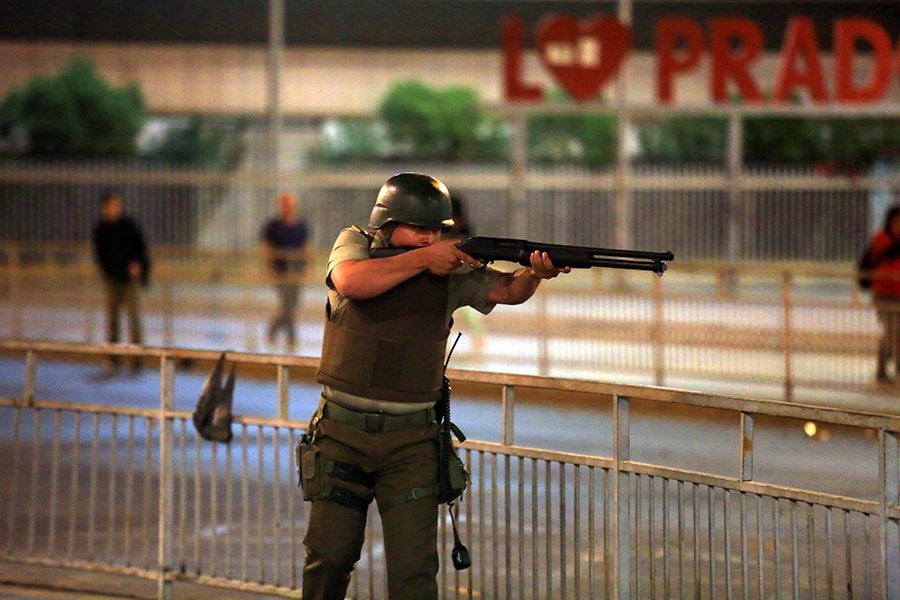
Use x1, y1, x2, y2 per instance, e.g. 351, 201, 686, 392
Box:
368, 173, 454, 230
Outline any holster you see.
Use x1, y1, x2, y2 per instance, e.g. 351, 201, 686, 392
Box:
296, 432, 322, 501
294, 422, 375, 512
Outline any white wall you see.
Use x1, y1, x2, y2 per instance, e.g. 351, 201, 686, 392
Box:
3, 41, 896, 117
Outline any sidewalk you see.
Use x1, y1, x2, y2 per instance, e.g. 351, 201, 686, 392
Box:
0, 562, 292, 600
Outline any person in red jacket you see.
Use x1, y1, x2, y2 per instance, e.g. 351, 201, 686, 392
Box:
867, 205, 900, 384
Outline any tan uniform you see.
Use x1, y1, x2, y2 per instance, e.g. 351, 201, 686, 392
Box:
301, 227, 500, 600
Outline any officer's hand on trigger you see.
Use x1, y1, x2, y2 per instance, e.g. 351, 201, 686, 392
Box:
415, 240, 480, 276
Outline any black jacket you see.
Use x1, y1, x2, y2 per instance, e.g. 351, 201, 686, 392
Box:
92, 216, 151, 285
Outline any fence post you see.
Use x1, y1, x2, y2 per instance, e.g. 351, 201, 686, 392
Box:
508, 109, 528, 240
501, 384, 515, 446
158, 354, 175, 600
723, 109, 744, 295
277, 364, 289, 421
781, 271, 794, 402
10, 243, 23, 339
536, 287, 549, 376
23, 349, 36, 407
880, 429, 899, 600
739, 412, 754, 482
162, 279, 174, 348
81, 261, 95, 343
652, 274, 665, 386
612, 394, 631, 599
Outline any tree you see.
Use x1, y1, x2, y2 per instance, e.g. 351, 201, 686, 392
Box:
742, 116, 899, 171
743, 116, 826, 166
0, 56, 145, 158
379, 80, 508, 162
526, 88, 617, 168
636, 117, 727, 165
309, 118, 390, 164
824, 118, 899, 173
139, 116, 245, 169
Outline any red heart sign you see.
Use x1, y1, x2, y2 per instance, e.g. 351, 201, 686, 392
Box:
536, 15, 632, 101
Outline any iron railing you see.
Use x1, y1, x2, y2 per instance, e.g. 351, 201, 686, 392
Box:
0, 340, 897, 598
0, 162, 896, 261
1, 244, 894, 405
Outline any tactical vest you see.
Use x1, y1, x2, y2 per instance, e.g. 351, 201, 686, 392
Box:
316, 271, 451, 404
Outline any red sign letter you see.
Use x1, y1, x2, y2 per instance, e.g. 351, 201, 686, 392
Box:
503, 15, 543, 102
775, 17, 827, 103
656, 16, 705, 104
536, 14, 632, 102
710, 18, 764, 103
834, 18, 892, 103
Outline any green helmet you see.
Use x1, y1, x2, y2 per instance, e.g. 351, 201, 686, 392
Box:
368, 173, 455, 230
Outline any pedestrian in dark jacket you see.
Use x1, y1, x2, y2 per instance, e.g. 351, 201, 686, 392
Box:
92, 191, 150, 376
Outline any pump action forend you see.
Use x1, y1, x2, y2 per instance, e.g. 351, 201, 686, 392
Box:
456, 237, 674, 276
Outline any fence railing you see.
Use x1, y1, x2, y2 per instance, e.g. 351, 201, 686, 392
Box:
1, 243, 894, 405
0, 161, 896, 261
0, 340, 897, 599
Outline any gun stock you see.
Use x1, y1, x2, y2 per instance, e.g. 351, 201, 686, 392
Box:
456, 237, 673, 276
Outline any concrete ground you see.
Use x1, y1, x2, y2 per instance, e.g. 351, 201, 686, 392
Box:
0, 562, 291, 599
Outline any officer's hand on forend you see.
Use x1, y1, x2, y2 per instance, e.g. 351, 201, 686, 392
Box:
527, 250, 571, 279
417, 241, 481, 276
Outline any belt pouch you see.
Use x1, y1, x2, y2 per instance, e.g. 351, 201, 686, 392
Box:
296, 433, 323, 500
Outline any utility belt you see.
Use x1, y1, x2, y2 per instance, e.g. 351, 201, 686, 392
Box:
294, 398, 441, 513
321, 400, 436, 433
295, 388, 471, 569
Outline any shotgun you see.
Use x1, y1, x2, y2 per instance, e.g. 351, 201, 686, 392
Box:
456, 236, 673, 276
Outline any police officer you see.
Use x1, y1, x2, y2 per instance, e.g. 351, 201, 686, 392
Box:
300, 173, 569, 599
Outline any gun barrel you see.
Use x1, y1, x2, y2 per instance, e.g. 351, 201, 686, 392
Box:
587, 247, 675, 262
590, 257, 668, 276
457, 237, 674, 275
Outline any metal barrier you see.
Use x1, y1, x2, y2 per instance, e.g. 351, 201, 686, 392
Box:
0, 243, 893, 404
0, 162, 896, 261
0, 340, 897, 599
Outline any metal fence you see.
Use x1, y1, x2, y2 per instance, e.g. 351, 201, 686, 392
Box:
0, 161, 896, 260
0, 340, 897, 599
1, 242, 893, 405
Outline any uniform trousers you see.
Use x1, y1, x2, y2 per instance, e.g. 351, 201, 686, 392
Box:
302, 413, 441, 600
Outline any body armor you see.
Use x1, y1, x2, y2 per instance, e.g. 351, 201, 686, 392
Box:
316, 271, 450, 404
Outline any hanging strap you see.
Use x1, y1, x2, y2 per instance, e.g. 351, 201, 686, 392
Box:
379, 485, 439, 514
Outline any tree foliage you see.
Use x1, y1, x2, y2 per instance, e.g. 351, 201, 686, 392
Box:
379, 80, 508, 162
309, 118, 390, 164
310, 79, 896, 170
743, 116, 898, 170
139, 116, 245, 169
742, 116, 825, 165
0, 56, 145, 158
636, 117, 727, 165
311, 80, 510, 165
526, 88, 617, 168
